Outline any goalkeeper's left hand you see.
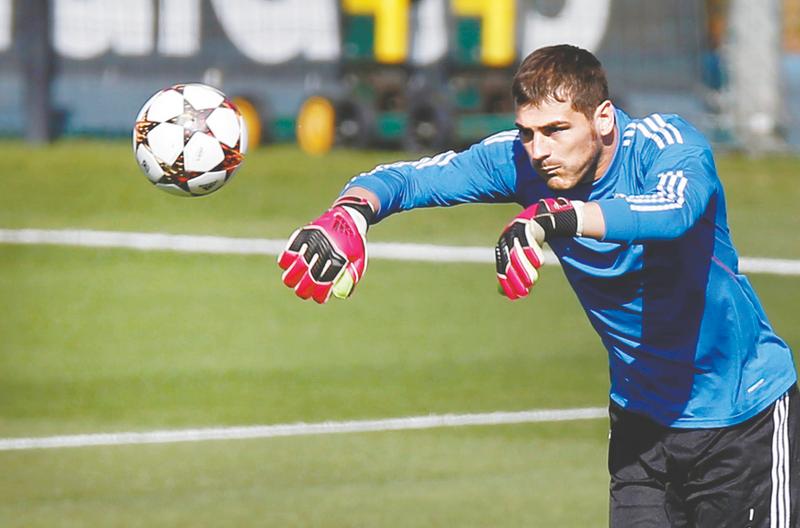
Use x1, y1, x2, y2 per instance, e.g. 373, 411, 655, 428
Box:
495, 211, 546, 300
495, 197, 584, 300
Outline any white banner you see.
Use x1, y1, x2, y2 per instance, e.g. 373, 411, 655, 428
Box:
0, 0, 9, 51
524, 0, 611, 53
210, 0, 340, 63
158, 0, 202, 57
53, 0, 155, 59
0, 0, 611, 64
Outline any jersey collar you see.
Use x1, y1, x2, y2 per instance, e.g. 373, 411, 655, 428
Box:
590, 107, 631, 196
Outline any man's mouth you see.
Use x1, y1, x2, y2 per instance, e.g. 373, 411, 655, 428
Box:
537, 165, 560, 176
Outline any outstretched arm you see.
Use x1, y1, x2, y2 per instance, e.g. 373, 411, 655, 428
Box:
279, 136, 520, 303
297, 189, 607, 303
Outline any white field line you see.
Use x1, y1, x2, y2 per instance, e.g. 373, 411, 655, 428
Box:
2, 228, 800, 275
0, 228, 536, 263
0, 407, 608, 451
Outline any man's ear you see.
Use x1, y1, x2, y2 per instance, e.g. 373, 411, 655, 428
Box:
594, 100, 615, 136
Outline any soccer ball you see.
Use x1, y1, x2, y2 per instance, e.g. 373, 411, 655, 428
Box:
133, 83, 247, 196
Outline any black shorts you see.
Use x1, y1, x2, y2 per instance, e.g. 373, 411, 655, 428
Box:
609, 386, 800, 527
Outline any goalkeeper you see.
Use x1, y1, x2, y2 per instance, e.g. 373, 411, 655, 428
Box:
278, 44, 798, 526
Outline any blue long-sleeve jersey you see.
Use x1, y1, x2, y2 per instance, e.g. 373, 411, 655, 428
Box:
344, 108, 796, 428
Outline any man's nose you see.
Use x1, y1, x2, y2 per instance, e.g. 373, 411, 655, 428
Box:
530, 134, 549, 162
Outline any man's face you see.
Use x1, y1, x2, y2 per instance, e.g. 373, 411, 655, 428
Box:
514, 99, 603, 191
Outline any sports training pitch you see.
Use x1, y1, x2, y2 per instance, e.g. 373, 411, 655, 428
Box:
1, 142, 798, 526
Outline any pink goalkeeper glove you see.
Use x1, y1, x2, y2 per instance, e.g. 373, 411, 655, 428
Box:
495, 197, 584, 300
278, 196, 375, 304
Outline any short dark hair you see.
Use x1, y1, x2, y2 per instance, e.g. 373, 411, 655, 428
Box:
511, 45, 609, 119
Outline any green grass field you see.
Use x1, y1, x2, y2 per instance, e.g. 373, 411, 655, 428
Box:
1, 141, 799, 526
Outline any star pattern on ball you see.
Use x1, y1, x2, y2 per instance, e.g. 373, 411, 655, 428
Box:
133, 83, 247, 197
170, 104, 217, 142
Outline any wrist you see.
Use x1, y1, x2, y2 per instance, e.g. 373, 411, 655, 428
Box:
333, 196, 376, 236
531, 198, 585, 242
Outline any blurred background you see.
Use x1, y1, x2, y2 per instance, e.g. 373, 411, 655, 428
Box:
1, 2, 799, 526
4, 0, 799, 154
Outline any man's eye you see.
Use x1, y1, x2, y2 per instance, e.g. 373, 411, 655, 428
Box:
519, 129, 533, 142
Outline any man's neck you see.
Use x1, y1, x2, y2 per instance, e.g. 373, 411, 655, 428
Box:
592, 116, 619, 182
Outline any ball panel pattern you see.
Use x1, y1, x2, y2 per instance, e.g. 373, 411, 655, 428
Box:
183, 132, 225, 173
187, 170, 227, 195
206, 107, 241, 148
156, 182, 191, 196
135, 143, 165, 183
147, 122, 185, 166
133, 83, 247, 197
219, 143, 245, 175
238, 115, 249, 155
145, 89, 184, 122
134, 90, 163, 136
183, 84, 225, 110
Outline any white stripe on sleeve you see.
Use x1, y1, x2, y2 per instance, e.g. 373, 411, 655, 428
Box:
626, 171, 688, 212
644, 116, 675, 145
652, 113, 684, 144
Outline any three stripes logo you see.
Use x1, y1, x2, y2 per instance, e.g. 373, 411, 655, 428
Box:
624, 170, 688, 212
770, 392, 791, 528
622, 113, 684, 149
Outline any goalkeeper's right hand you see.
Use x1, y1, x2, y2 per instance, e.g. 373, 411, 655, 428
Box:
278, 196, 375, 304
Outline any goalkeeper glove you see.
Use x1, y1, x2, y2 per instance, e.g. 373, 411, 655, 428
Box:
495, 198, 584, 300
278, 196, 375, 304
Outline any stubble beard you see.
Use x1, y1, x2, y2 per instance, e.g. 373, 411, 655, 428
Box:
541, 146, 601, 191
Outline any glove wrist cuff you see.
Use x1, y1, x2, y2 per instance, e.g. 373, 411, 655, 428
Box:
572, 200, 585, 237
333, 196, 376, 236
533, 199, 585, 242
